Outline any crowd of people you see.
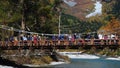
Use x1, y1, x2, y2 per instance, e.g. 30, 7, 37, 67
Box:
0, 33, 119, 46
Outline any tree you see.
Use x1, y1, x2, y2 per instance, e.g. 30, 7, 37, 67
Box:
0, 0, 63, 34
100, 17, 120, 34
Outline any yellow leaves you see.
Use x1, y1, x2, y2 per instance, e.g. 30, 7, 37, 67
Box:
101, 17, 120, 34
48, 0, 55, 5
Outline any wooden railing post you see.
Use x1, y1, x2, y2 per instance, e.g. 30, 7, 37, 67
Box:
90, 39, 94, 45
100, 39, 104, 45
118, 39, 120, 45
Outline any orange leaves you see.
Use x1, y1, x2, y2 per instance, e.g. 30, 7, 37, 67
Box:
101, 17, 120, 34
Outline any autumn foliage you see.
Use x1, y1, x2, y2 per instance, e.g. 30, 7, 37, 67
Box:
101, 17, 120, 34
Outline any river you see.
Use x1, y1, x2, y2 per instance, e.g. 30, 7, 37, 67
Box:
1, 55, 120, 68
52, 58, 120, 68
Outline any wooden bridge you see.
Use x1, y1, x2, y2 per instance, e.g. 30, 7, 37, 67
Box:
0, 39, 120, 50
0, 45, 119, 50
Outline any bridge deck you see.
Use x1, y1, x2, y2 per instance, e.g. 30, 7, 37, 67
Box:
0, 45, 119, 50
0, 39, 120, 50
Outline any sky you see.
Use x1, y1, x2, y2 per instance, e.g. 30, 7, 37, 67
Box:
63, 0, 77, 7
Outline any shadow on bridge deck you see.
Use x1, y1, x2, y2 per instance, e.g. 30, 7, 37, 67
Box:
0, 45, 119, 50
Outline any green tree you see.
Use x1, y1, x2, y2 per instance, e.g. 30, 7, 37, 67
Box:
0, 0, 62, 34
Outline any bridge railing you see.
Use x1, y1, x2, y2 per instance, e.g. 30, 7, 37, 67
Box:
0, 39, 120, 47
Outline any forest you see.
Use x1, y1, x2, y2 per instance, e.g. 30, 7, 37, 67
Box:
0, 0, 120, 36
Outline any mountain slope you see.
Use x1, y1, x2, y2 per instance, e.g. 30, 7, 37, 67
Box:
62, 0, 95, 20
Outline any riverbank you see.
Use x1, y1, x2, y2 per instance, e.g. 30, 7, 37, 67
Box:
1, 47, 120, 68
0, 56, 69, 68
58, 48, 120, 59
0, 50, 70, 68
0, 57, 30, 68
